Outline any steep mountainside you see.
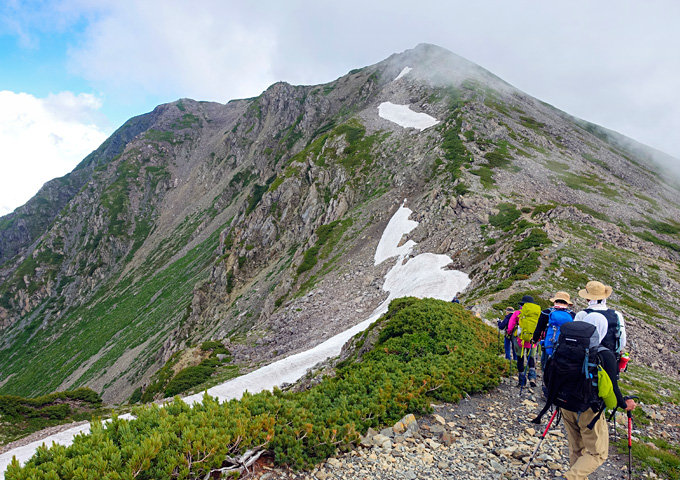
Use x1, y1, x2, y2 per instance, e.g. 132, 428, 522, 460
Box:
1, 44, 679, 404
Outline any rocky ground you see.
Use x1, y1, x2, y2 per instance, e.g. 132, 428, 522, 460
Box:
248, 375, 680, 480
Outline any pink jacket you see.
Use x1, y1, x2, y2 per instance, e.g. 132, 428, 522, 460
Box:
507, 307, 533, 350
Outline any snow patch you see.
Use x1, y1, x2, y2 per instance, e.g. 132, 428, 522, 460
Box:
378, 102, 439, 131
394, 67, 412, 81
0, 203, 469, 478
374, 202, 418, 265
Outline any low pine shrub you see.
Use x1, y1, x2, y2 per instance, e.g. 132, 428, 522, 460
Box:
164, 365, 214, 398
6, 298, 506, 479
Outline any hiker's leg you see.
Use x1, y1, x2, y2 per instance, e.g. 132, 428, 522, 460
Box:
527, 346, 537, 382
561, 410, 585, 469
517, 350, 525, 373
504, 336, 512, 360
512, 337, 518, 360
517, 348, 526, 385
564, 409, 608, 480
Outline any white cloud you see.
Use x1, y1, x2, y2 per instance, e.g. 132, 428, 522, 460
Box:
67, 1, 278, 103
0, 91, 111, 215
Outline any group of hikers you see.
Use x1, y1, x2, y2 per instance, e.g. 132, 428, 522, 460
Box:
493, 281, 637, 480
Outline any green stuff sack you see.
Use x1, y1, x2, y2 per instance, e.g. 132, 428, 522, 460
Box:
597, 365, 617, 409
517, 302, 541, 343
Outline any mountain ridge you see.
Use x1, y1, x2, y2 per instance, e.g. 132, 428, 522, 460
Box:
0, 43, 679, 407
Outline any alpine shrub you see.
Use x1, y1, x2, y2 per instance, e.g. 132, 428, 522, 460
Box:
6, 299, 506, 478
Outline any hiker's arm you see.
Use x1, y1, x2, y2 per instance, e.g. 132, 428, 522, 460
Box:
507, 311, 519, 333
601, 350, 627, 409
617, 311, 627, 351
531, 310, 549, 343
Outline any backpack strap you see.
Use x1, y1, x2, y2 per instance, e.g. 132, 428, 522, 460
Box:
585, 346, 611, 429
586, 405, 606, 429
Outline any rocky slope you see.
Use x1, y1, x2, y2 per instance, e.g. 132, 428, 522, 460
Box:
0, 43, 679, 405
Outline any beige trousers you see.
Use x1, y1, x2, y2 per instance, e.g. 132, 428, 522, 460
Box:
561, 408, 609, 480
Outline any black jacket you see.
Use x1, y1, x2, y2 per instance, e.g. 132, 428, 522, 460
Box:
599, 347, 627, 409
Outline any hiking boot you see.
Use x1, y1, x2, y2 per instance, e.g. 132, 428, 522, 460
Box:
518, 372, 526, 388
530, 380, 537, 388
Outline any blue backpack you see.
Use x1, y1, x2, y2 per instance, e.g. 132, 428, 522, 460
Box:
544, 308, 573, 356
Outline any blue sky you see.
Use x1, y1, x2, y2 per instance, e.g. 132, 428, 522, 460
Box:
2, 0, 679, 215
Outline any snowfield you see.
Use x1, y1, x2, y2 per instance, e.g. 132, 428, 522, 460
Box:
378, 102, 440, 131
394, 66, 412, 81
0, 203, 469, 477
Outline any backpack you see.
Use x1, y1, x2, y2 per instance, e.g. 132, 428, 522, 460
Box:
517, 302, 541, 343
584, 308, 621, 357
543, 308, 573, 356
532, 321, 610, 425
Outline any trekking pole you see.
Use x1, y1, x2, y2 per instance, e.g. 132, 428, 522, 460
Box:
521, 408, 559, 477
625, 395, 639, 480
498, 326, 502, 355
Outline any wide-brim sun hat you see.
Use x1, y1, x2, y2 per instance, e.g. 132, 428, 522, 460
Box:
578, 281, 613, 300
550, 291, 573, 305
505, 306, 515, 313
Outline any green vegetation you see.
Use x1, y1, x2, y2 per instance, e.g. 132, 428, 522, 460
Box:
0, 388, 104, 445
634, 231, 680, 253
483, 142, 513, 169
144, 129, 176, 143
530, 204, 556, 218
6, 298, 505, 478
519, 115, 545, 131
618, 435, 680, 480
514, 229, 552, 252
582, 153, 610, 171
297, 220, 342, 275
489, 203, 521, 229
510, 251, 541, 276
172, 114, 200, 130
0, 221, 224, 400
620, 295, 659, 316
164, 359, 220, 398
470, 167, 494, 189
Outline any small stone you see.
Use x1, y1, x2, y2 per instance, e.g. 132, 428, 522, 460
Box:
433, 414, 446, 425
394, 414, 418, 434
326, 458, 341, 468
440, 432, 455, 446
525, 427, 536, 436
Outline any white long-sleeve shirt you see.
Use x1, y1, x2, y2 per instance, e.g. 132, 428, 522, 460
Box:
574, 302, 627, 351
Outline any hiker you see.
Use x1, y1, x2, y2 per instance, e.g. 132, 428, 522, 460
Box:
506, 295, 541, 388
574, 281, 627, 365
531, 291, 576, 368
451, 293, 460, 304
497, 306, 518, 361
559, 312, 636, 480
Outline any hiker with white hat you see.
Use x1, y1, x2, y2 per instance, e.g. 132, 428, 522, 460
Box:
573, 281, 627, 364
559, 311, 635, 480
531, 291, 576, 368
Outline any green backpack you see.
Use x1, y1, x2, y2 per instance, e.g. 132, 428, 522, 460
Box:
517, 302, 541, 343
